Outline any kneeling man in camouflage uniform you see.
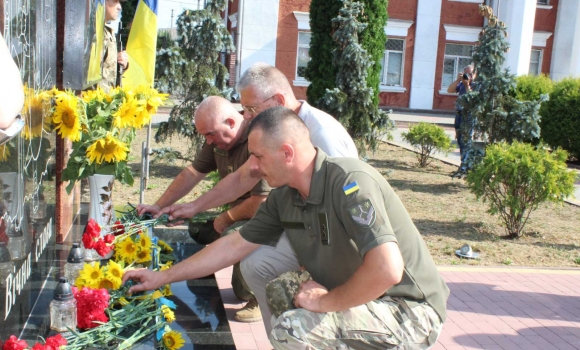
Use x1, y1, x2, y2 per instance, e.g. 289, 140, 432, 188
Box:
123, 106, 449, 349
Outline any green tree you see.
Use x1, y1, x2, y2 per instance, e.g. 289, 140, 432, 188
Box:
540, 78, 580, 159
457, 5, 547, 173
306, 0, 387, 109
319, 0, 394, 154
402, 123, 453, 167
466, 142, 576, 238
153, 1, 234, 162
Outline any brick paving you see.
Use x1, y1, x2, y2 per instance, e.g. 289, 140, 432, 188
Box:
216, 265, 580, 350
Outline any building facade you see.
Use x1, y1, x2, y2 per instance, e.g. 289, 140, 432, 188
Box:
224, 0, 580, 111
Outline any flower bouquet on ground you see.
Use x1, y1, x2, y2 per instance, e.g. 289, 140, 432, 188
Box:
48, 86, 168, 193
65, 207, 182, 349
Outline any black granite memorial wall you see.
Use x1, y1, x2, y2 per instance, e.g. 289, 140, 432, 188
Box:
1, 0, 58, 340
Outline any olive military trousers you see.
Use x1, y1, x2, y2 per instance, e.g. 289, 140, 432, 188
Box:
240, 233, 444, 349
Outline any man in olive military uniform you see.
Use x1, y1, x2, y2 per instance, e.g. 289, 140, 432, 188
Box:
136, 96, 271, 317
125, 106, 449, 349
99, 0, 129, 92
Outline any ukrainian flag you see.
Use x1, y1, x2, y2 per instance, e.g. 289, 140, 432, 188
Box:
122, 0, 158, 87
87, 0, 105, 83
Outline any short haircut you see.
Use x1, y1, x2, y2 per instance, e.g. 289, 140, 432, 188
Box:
237, 63, 293, 100
464, 65, 475, 73
248, 106, 309, 147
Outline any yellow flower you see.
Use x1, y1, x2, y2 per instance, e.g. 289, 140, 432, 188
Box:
161, 305, 175, 323
136, 248, 152, 264
162, 330, 185, 350
162, 284, 173, 297
112, 94, 142, 129
116, 238, 138, 263
81, 87, 109, 103
78, 262, 104, 288
139, 234, 152, 251
21, 92, 51, 140
105, 260, 124, 287
158, 240, 173, 253
86, 134, 129, 164
97, 277, 118, 290
0, 145, 10, 162
52, 91, 82, 141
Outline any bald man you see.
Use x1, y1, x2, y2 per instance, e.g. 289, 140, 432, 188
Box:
125, 107, 449, 349
137, 96, 270, 309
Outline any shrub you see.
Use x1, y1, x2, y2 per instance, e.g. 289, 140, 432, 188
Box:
540, 77, 580, 159
402, 123, 453, 167
514, 74, 554, 102
466, 141, 577, 239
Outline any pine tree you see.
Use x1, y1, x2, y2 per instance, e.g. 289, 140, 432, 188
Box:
456, 4, 547, 174
306, 0, 387, 109
153, 0, 234, 162
320, 0, 394, 154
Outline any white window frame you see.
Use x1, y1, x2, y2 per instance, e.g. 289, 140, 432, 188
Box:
380, 38, 405, 92
441, 44, 473, 92
295, 31, 311, 85
529, 49, 543, 76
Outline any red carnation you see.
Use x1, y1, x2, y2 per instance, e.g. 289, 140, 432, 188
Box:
104, 234, 115, 244
112, 221, 125, 236
95, 239, 112, 257
85, 219, 101, 236
2, 335, 28, 350
31, 344, 49, 350
45, 334, 67, 348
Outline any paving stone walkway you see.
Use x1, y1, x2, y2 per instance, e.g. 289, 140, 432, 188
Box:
216, 266, 580, 350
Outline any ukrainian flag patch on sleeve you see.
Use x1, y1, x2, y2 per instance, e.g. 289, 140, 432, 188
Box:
342, 181, 359, 195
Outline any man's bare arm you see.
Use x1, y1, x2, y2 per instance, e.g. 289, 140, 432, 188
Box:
137, 165, 206, 216
295, 242, 404, 313
160, 160, 261, 220
0, 33, 24, 129
213, 194, 267, 233
123, 231, 260, 293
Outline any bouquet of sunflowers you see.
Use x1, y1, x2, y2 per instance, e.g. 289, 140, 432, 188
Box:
49, 85, 167, 193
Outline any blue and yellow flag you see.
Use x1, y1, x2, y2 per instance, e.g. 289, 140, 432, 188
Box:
122, 0, 158, 87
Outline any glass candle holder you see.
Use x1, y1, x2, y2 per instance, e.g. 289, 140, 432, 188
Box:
50, 277, 77, 332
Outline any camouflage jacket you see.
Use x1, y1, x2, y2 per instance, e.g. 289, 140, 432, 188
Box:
98, 24, 117, 92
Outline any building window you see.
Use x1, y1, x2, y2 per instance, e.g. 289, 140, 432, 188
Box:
537, 0, 548, 4
529, 49, 542, 75
296, 32, 311, 79
442, 44, 473, 89
380, 38, 405, 86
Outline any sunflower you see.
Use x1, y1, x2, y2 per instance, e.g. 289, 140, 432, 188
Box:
162, 330, 185, 350
81, 86, 110, 103
86, 134, 129, 165
112, 95, 141, 129
116, 238, 138, 263
158, 240, 173, 253
78, 262, 104, 288
138, 234, 152, 251
162, 284, 173, 297
161, 305, 175, 323
105, 260, 124, 287
0, 145, 10, 162
52, 91, 82, 141
21, 92, 51, 140
97, 277, 118, 290
136, 248, 152, 264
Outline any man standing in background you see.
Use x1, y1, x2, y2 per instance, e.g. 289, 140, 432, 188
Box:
99, 0, 129, 91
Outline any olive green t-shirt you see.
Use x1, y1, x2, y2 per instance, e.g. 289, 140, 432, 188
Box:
239, 149, 449, 322
192, 120, 271, 207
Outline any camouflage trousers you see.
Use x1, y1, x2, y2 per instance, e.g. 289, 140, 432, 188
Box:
268, 275, 442, 349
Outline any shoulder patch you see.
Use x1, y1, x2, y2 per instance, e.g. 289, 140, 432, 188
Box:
348, 199, 376, 228
342, 181, 359, 195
